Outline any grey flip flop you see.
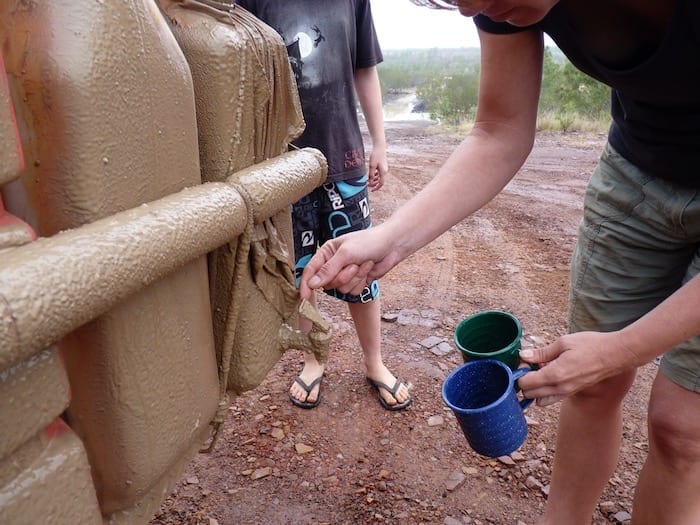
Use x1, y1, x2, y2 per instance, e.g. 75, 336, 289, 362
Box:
367, 377, 412, 411
289, 374, 323, 409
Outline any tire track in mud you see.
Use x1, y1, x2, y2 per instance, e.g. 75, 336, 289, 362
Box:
374, 125, 461, 314
451, 213, 533, 314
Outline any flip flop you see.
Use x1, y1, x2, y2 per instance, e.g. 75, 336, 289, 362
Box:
367, 377, 412, 411
289, 374, 323, 409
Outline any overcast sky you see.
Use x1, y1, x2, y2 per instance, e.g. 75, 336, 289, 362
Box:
370, 2, 556, 50
371, 1, 480, 49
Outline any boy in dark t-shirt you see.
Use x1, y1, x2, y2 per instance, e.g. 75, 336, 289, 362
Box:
237, 0, 411, 411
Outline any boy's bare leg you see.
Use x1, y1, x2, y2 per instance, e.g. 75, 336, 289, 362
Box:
348, 298, 410, 406
289, 293, 325, 404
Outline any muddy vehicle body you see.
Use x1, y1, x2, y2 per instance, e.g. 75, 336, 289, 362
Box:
0, 1, 329, 522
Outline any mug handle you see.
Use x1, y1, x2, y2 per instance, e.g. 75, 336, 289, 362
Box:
512, 367, 534, 410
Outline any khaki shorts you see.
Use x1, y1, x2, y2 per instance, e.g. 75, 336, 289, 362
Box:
568, 142, 700, 392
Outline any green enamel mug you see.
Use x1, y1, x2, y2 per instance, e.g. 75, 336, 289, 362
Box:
454, 310, 523, 370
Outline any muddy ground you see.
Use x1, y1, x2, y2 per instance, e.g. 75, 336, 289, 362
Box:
151, 121, 656, 525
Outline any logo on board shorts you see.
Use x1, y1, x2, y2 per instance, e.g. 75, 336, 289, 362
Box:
359, 285, 374, 303
301, 230, 315, 247
359, 198, 370, 218
324, 183, 345, 210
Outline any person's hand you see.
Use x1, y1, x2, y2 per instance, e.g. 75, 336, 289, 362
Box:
367, 147, 387, 191
299, 227, 399, 299
517, 330, 640, 407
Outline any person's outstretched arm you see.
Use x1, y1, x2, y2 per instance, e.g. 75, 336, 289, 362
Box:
300, 28, 544, 298
354, 65, 388, 191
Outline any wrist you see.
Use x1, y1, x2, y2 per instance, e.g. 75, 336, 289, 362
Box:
614, 327, 657, 368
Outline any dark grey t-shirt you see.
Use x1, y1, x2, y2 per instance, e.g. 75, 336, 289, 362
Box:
475, 0, 700, 186
236, 0, 383, 182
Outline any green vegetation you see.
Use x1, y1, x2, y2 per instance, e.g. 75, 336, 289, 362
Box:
378, 47, 611, 132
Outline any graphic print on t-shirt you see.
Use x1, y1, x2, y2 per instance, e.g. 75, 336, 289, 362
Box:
271, 12, 341, 91
284, 24, 326, 85
239, 0, 381, 180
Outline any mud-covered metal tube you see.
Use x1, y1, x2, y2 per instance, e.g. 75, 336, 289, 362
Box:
0, 148, 327, 370
227, 147, 327, 222
0, 182, 244, 371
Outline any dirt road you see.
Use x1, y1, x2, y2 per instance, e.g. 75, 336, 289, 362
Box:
151, 121, 655, 525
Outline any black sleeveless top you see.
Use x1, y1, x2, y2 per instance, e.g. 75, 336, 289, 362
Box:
475, 0, 700, 186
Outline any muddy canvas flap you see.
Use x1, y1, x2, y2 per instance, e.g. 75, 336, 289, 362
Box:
158, 0, 308, 394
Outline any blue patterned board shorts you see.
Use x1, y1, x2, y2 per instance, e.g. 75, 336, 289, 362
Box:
569, 142, 700, 392
292, 175, 379, 304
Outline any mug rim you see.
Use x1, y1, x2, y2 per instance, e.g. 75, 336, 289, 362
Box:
442, 359, 515, 414
453, 310, 523, 357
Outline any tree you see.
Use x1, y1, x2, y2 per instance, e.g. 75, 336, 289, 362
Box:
539, 48, 609, 119
416, 69, 480, 124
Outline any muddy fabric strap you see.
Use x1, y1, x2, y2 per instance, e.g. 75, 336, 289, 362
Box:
201, 186, 331, 453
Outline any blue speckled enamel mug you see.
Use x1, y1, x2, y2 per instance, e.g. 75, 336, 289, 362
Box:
442, 359, 533, 458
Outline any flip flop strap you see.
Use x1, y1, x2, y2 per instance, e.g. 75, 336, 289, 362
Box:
370, 378, 401, 396
295, 375, 322, 394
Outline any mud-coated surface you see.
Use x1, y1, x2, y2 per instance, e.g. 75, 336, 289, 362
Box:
152, 122, 655, 525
